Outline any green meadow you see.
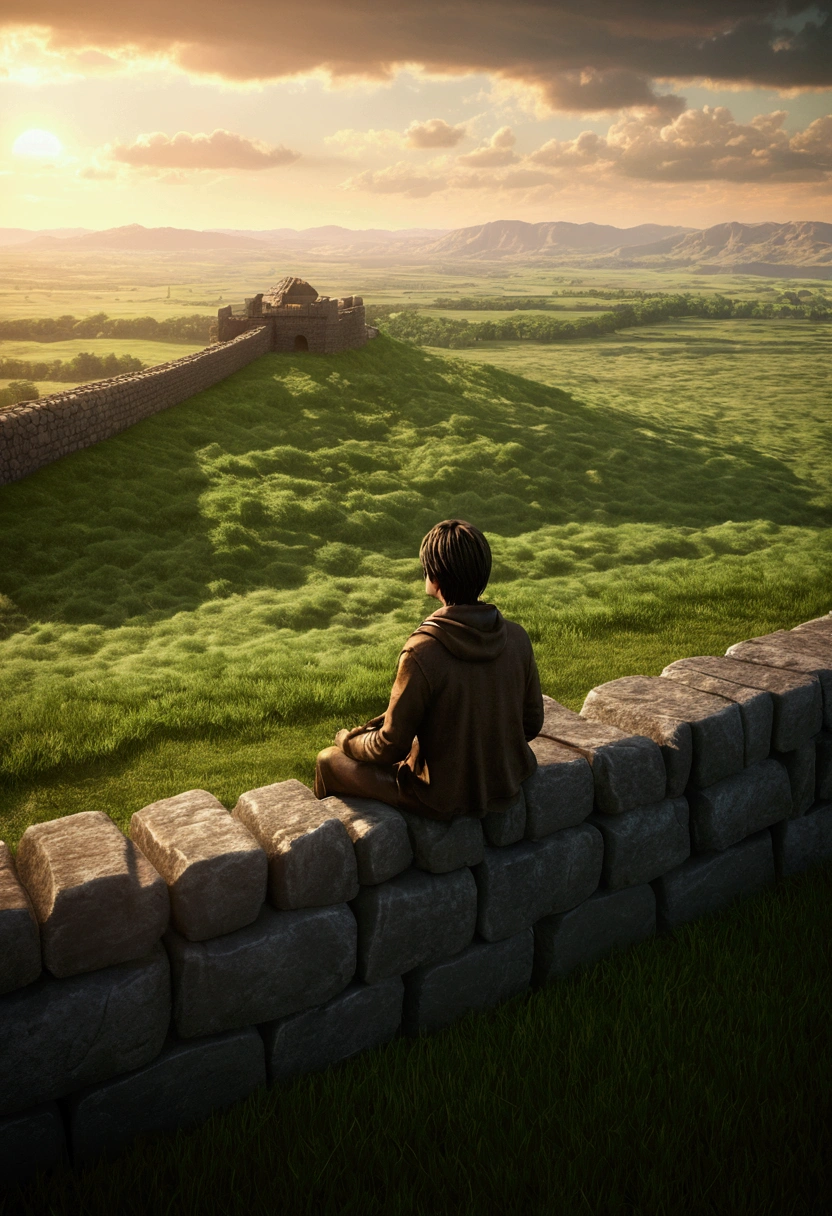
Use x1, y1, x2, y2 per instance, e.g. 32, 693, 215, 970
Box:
1, 304, 830, 1211
1, 327, 830, 841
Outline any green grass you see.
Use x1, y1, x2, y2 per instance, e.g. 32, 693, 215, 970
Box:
4, 861, 829, 1215
0, 330, 830, 839
0, 338, 204, 364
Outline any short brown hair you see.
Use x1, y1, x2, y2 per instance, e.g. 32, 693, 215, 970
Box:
419, 520, 492, 605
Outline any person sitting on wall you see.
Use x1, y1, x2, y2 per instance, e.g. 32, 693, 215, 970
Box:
314, 519, 544, 820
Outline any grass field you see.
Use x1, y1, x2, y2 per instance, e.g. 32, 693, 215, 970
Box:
0, 296, 829, 1209
0, 338, 205, 365
4, 861, 830, 1214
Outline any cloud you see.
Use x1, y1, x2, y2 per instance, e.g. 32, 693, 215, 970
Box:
458, 125, 518, 166
404, 118, 466, 148
530, 105, 832, 182
108, 129, 300, 170
324, 128, 402, 154
341, 160, 446, 197
5, 3, 831, 112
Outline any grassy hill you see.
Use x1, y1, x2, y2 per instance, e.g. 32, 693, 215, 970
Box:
0, 333, 830, 839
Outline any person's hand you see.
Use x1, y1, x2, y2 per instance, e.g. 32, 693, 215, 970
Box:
334, 728, 350, 751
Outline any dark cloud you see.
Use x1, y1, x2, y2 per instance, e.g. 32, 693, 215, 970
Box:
6, 3, 832, 109
109, 130, 300, 170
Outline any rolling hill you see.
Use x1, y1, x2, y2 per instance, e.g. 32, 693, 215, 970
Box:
618, 221, 832, 274
23, 224, 267, 251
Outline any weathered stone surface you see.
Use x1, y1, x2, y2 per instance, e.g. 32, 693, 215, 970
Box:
582, 686, 690, 795
482, 791, 526, 847
533, 885, 656, 984
322, 796, 412, 884
232, 780, 359, 910
792, 614, 832, 640
66, 1029, 266, 1165
165, 903, 356, 1038
815, 730, 832, 801
662, 655, 820, 753
0, 841, 41, 995
589, 798, 690, 890
474, 824, 603, 942
771, 801, 832, 878
772, 740, 816, 818
0, 1102, 65, 1184
352, 868, 477, 984
523, 737, 594, 838
539, 695, 666, 814
15, 811, 170, 978
0, 945, 170, 1117
688, 759, 791, 852
403, 930, 533, 1034
262, 977, 403, 1081
399, 810, 484, 874
584, 676, 746, 790
130, 790, 267, 941
661, 658, 773, 766
653, 831, 775, 931
726, 637, 832, 728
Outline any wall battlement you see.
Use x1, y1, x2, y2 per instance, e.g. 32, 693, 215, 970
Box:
1, 615, 831, 1180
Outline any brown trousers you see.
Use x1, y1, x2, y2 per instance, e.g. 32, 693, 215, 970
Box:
314, 746, 447, 820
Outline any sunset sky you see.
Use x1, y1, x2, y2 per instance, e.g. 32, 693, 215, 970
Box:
1, 1, 831, 232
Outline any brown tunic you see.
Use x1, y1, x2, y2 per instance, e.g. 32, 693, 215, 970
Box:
342, 603, 544, 819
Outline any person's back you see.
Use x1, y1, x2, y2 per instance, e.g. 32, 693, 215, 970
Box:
315, 519, 544, 821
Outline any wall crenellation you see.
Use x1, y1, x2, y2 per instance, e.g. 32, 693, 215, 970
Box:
1, 615, 831, 1181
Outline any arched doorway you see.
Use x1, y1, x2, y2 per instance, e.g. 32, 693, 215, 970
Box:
294, 335, 309, 352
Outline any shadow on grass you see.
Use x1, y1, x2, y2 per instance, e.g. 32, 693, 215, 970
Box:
0, 337, 827, 631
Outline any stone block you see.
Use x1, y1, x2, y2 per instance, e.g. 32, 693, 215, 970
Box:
130, 790, 267, 941
771, 801, 832, 878
66, 1028, 265, 1165
539, 695, 666, 814
583, 676, 745, 790
15, 811, 170, 978
0, 1102, 65, 1184
474, 824, 603, 943
816, 730, 832, 801
772, 740, 816, 818
399, 810, 484, 874
726, 637, 832, 728
523, 737, 594, 838
0, 841, 41, 996
589, 797, 690, 890
660, 659, 773, 767
0, 945, 170, 1117
262, 977, 403, 1081
662, 655, 820, 753
653, 831, 775, 931
533, 885, 656, 984
352, 868, 477, 984
688, 759, 792, 852
232, 780, 358, 910
791, 615, 832, 643
482, 791, 526, 847
403, 931, 533, 1034
322, 796, 412, 884
165, 903, 356, 1039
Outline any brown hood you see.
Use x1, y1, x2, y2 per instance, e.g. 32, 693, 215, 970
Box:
411, 603, 507, 662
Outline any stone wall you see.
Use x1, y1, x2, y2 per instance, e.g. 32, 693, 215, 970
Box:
0, 326, 273, 487
1, 616, 831, 1182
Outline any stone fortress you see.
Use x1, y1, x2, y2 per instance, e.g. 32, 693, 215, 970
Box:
0, 275, 376, 486
1, 615, 831, 1179
216, 276, 373, 354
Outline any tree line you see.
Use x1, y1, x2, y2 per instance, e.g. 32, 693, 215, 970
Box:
0, 352, 145, 383
377, 293, 832, 348
0, 313, 215, 343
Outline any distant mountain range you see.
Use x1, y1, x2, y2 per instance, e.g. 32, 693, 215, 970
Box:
1, 219, 830, 276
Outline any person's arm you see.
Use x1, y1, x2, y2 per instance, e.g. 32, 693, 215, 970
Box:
523, 651, 545, 740
341, 649, 431, 765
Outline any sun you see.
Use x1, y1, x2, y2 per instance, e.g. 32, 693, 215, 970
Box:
12, 129, 63, 159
